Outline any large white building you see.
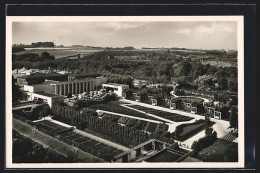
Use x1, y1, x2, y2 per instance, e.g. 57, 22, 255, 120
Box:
102, 83, 129, 97
23, 74, 107, 107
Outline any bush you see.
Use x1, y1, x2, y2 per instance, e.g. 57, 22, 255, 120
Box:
191, 129, 217, 155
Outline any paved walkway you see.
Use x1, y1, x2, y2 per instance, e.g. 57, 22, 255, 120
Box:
12, 103, 42, 110
13, 118, 105, 163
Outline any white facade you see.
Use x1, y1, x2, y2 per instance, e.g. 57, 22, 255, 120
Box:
24, 84, 55, 93
27, 92, 63, 108
51, 77, 107, 96
23, 77, 107, 107
102, 83, 129, 97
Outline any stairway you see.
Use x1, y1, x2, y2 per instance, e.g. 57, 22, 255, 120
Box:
222, 132, 238, 142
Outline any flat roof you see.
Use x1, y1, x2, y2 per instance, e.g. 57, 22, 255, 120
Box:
34, 92, 63, 98
68, 73, 101, 78
49, 77, 103, 85
103, 83, 129, 87
20, 73, 68, 79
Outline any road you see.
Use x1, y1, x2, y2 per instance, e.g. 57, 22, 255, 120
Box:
13, 118, 106, 163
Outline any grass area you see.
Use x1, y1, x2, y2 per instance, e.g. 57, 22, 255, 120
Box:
179, 123, 204, 137
173, 120, 211, 141
178, 97, 204, 103
146, 149, 183, 162
127, 105, 193, 122
88, 101, 166, 122
195, 139, 238, 162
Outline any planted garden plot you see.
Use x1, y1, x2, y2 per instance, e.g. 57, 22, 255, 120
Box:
88, 101, 164, 122
146, 122, 158, 133
156, 123, 169, 134
127, 105, 193, 122
118, 117, 130, 125
34, 120, 69, 137
34, 120, 124, 162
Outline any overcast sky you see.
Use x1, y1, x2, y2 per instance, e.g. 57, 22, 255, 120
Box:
12, 21, 237, 50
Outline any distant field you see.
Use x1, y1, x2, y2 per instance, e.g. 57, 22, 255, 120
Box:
13, 48, 103, 59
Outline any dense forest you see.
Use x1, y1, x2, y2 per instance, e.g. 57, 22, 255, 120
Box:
12, 49, 238, 94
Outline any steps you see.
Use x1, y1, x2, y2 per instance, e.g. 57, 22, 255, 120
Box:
222, 132, 238, 142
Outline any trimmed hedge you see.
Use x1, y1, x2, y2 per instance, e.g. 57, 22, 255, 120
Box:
174, 119, 206, 141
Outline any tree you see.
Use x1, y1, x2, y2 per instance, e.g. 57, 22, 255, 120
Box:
219, 106, 230, 119
228, 80, 238, 92
174, 61, 192, 77
12, 76, 22, 101
229, 107, 238, 129
191, 140, 199, 155
40, 52, 55, 61
218, 78, 228, 90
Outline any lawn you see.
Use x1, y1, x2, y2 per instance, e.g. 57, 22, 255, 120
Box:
179, 123, 205, 137
127, 105, 193, 122
195, 139, 238, 162
88, 101, 166, 122
178, 96, 204, 103
173, 120, 206, 141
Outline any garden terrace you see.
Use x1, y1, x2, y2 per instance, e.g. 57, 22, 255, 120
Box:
57, 130, 124, 162
155, 123, 169, 134
101, 113, 121, 122
117, 117, 130, 125
34, 120, 69, 137
127, 105, 193, 122
34, 120, 124, 162
88, 101, 165, 122
146, 122, 158, 133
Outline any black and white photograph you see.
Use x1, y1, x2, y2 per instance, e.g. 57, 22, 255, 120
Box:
6, 16, 245, 168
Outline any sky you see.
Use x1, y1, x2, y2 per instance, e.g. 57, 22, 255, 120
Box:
12, 21, 237, 50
